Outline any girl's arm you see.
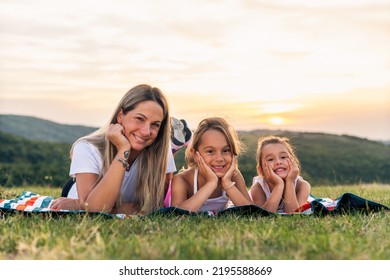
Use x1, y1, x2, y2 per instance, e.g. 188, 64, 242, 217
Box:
221, 157, 252, 206
283, 158, 311, 213
171, 153, 219, 212
282, 158, 300, 213
171, 171, 218, 212
251, 163, 284, 212
296, 179, 311, 207
249, 182, 267, 208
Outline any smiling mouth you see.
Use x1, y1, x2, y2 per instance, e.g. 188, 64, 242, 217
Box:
133, 134, 148, 144
274, 168, 286, 173
211, 165, 225, 172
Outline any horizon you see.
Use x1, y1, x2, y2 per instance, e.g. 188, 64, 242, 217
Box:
2, 113, 388, 142
0, 0, 389, 141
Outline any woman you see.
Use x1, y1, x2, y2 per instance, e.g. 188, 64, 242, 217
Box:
51, 84, 175, 214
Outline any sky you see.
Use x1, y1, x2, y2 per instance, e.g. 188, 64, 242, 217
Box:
0, 0, 389, 141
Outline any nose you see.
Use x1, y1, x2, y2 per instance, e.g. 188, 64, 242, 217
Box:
275, 158, 282, 165
214, 152, 225, 162
139, 123, 151, 136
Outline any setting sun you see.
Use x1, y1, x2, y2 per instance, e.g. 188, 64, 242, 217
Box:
269, 117, 284, 126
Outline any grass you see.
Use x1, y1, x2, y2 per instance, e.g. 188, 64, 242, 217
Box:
0, 184, 389, 260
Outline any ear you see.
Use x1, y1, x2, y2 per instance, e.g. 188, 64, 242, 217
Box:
117, 109, 124, 124
190, 147, 196, 156
257, 165, 262, 175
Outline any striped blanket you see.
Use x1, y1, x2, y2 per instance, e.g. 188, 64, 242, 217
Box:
0, 191, 125, 218
150, 192, 390, 217
1, 191, 388, 218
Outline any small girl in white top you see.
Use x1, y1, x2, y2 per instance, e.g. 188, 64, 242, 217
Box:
249, 136, 311, 213
171, 117, 252, 213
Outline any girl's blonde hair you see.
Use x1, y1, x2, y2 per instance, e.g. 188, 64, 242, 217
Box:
256, 135, 301, 177
185, 117, 244, 167
71, 84, 170, 214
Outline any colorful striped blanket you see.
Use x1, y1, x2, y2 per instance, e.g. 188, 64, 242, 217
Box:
0, 191, 125, 218
0, 191, 388, 218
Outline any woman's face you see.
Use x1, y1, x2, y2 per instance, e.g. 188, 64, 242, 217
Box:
196, 129, 232, 178
261, 143, 290, 179
117, 100, 164, 151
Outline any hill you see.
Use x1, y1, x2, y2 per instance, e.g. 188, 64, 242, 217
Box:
0, 114, 97, 143
173, 129, 390, 186
0, 131, 71, 187
0, 115, 389, 187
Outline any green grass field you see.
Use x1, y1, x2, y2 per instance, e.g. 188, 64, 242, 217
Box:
1, 184, 389, 260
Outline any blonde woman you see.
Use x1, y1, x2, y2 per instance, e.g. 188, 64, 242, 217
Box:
51, 84, 175, 214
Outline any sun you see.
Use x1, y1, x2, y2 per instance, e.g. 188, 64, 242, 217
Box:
269, 116, 284, 125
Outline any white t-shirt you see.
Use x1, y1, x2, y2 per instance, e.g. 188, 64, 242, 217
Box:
67, 140, 177, 203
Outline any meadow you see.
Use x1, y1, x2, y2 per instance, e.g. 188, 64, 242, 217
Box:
0, 184, 389, 260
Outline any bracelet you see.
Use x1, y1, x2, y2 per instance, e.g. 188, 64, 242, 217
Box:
116, 156, 130, 171
223, 182, 236, 191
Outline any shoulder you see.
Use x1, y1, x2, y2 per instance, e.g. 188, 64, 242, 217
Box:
174, 168, 193, 182
73, 140, 98, 153
252, 176, 265, 186
296, 177, 311, 191
71, 140, 102, 164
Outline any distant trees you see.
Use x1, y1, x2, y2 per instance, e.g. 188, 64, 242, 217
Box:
0, 132, 70, 187
1, 129, 389, 188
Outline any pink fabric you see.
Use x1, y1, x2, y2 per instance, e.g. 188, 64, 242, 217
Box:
164, 180, 172, 207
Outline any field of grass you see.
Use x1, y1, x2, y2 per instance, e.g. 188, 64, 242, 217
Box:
0, 184, 389, 260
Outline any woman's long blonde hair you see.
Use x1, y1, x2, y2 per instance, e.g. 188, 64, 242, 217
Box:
71, 84, 170, 213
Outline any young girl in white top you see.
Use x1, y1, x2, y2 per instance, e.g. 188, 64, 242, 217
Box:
249, 136, 311, 213
50, 84, 175, 215
171, 117, 252, 213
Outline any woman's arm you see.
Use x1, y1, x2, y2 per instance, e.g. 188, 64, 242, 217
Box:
83, 124, 132, 212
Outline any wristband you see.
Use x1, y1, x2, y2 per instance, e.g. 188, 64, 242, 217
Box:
223, 181, 236, 191
116, 156, 130, 171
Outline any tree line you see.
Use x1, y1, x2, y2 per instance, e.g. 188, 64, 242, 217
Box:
1, 130, 389, 188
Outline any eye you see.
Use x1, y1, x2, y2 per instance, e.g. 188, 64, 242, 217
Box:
205, 149, 214, 154
222, 148, 231, 154
152, 122, 161, 128
266, 158, 273, 162
136, 116, 144, 122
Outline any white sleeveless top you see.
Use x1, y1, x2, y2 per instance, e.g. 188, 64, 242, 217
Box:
252, 176, 301, 213
194, 168, 229, 213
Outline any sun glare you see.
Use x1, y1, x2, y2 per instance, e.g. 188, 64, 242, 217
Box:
269, 117, 284, 125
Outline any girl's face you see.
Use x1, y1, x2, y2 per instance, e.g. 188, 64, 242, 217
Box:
261, 143, 291, 179
197, 129, 232, 178
117, 100, 164, 151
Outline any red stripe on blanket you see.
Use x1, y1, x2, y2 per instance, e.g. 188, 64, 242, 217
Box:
25, 196, 38, 206
294, 202, 311, 213
16, 205, 27, 210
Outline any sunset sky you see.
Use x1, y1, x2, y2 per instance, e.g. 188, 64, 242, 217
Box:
0, 0, 389, 141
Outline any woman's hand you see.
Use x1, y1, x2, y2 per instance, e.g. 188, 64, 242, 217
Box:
107, 123, 131, 151
50, 197, 83, 211
195, 151, 218, 184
